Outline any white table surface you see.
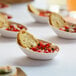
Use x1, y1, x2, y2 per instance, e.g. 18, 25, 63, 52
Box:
0, 0, 76, 76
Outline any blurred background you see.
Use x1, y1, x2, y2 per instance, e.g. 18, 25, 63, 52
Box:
0, 0, 76, 23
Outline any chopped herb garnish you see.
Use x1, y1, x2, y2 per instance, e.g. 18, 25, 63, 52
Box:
38, 43, 40, 46
51, 48, 54, 51
66, 29, 69, 32
71, 25, 74, 27
41, 47, 43, 50
44, 47, 46, 50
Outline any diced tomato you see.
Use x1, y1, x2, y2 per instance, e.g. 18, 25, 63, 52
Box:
7, 15, 12, 19
6, 28, 9, 30
48, 48, 52, 53
37, 49, 42, 53
45, 43, 50, 48
31, 47, 37, 51
39, 12, 46, 17
13, 29, 19, 32
10, 25, 14, 28
64, 26, 69, 29
18, 25, 25, 29
59, 28, 65, 31
38, 42, 44, 48
45, 11, 51, 13
44, 50, 49, 53
73, 28, 76, 31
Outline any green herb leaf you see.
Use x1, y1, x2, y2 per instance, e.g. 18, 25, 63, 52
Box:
38, 43, 40, 46
66, 29, 69, 32
71, 25, 74, 27
51, 48, 54, 51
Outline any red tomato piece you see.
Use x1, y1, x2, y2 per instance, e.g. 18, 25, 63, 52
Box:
7, 15, 12, 19
45, 43, 50, 48
31, 47, 37, 51
39, 12, 46, 17
64, 26, 69, 29
44, 50, 49, 53
18, 25, 25, 29
37, 49, 42, 53
45, 11, 51, 13
14, 29, 19, 32
48, 48, 52, 53
73, 28, 76, 30
38, 42, 44, 47
59, 28, 65, 31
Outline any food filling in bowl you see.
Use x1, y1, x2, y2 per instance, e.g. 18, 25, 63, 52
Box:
39, 10, 51, 17
5, 23, 26, 32
59, 25, 76, 33
31, 41, 59, 53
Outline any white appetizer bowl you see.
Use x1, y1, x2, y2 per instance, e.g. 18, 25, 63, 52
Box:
17, 39, 60, 60
50, 25, 76, 39
29, 12, 48, 23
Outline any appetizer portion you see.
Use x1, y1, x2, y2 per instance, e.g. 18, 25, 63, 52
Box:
0, 66, 17, 76
49, 12, 76, 33
17, 29, 59, 54
0, 13, 27, 32
28, 4, 51, 17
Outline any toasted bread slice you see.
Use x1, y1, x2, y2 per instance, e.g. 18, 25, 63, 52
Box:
28, 4, 40, 15
0, 13, 8, 28
49, 12, 69, 28
17, 29, 39, 48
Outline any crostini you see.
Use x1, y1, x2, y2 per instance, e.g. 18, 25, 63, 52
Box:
17, 29, 39, 48
0, 13, 8, 28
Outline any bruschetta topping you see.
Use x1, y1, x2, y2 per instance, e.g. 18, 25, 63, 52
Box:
6, 23, 26, 32
59, 25, 76, 33
31, 41, 59, 53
